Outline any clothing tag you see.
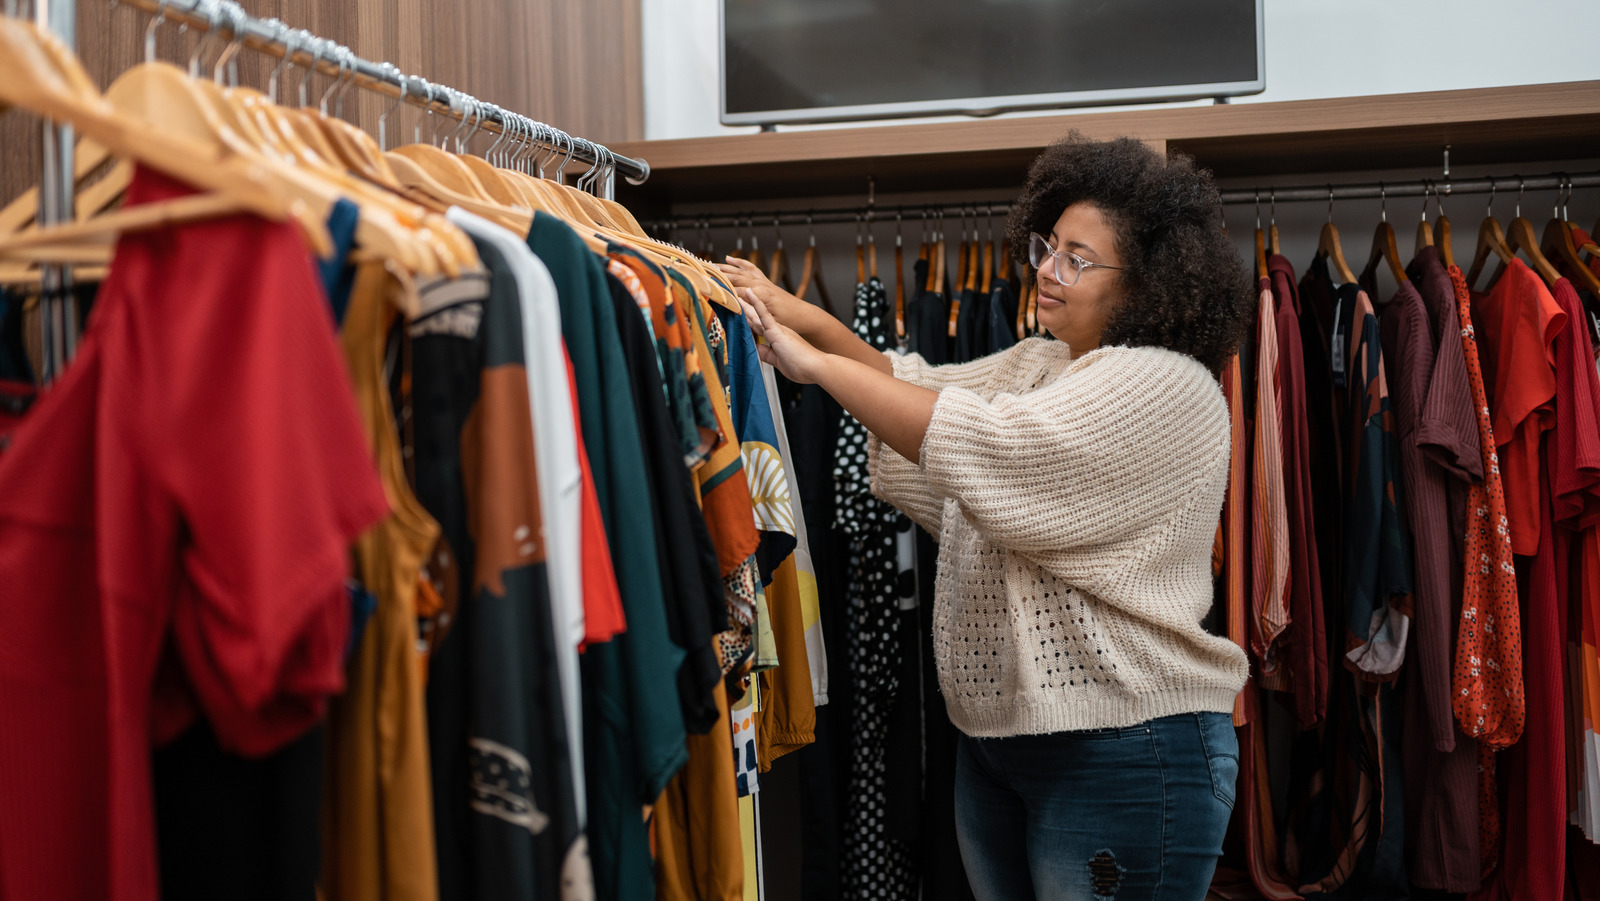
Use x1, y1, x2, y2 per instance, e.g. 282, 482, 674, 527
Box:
1330, 296, 1347, 388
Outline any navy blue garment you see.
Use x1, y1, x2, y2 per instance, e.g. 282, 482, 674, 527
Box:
318, 198, 360, 324
0, 290, 32, 383
987, 281, 1018, 356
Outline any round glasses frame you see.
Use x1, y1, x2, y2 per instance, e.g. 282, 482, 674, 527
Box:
1028, 233, 1122, 287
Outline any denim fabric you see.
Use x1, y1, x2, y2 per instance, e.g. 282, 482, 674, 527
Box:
954, 712, 1237, 901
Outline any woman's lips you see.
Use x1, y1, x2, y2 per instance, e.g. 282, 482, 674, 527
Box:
1037, 292, 1065, 307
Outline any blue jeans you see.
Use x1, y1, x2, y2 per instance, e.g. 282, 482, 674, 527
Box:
955, 712, 1238, 901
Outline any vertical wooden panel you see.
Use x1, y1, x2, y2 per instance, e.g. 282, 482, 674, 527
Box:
0, 0, 643, 205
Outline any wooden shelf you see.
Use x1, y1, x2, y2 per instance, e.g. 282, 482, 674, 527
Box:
613, 81, 1600, 207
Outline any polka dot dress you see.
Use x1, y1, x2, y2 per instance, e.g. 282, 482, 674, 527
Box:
835, 277, 919, 901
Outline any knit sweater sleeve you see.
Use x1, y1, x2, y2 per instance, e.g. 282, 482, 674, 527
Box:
918, 346, 1230, 554
887, 339, 1040, 394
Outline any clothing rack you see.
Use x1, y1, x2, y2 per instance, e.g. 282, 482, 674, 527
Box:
646, 168, 1600, 234
112, 0, 651, 195
9, 0, 78, 382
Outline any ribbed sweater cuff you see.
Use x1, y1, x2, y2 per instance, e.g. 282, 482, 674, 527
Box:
948, 686, 1243, 738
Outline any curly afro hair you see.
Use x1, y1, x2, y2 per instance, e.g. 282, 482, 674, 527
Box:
1006, 133, 1253, 376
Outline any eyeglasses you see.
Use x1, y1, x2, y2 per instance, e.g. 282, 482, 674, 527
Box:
1028, 233, 1122, 287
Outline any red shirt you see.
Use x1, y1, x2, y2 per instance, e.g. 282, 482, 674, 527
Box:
569, 350, 626, 647
1471, 260, 1566, 555
0, 168, 387, 901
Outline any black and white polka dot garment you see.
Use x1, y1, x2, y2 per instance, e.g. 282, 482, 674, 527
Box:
835, 277, 918, 901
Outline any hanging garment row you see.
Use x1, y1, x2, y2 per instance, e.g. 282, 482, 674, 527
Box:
0, 10, 828, 901
648, 172, 1600, 901
1212, 179, 1600, 900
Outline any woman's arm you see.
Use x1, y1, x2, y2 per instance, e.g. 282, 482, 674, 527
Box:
739, 290, 936, 464
719, 257, 894, 376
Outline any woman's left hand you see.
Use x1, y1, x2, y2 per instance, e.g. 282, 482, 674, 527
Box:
739, 287, 830, 384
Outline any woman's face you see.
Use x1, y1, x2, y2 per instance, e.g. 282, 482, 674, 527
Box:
1035, 202, 1125, 353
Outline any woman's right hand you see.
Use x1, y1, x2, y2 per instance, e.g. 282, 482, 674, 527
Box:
716, 257, 831, 342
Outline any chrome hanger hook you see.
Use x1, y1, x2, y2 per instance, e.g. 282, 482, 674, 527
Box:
502, 115, 522, 170
1486, 176, 1496, 218
1327, 185, 1335, 223
187, 0, 223, 78
1253, 189, 1261, 231
297, 38, 325, 108
1269, 189, 1277, 227
411, 78, 432, 144
461, 99, 486, 153
444, 92, 475, 152
336, 45, 360, 119
215, 1, 246, 86
145, 0, 170, 64
432, 86, 457, 147
1516, 176, 1525, 219
265, 20, 294, 102
895, 208, 903, 248
377, 64, 407, 151
1419, 181, 1430, 223
554, 131, 577, 183
320, 47, 348, 115
534, 123, 558, 179
482, 105, 508, 165
1379, 182, 1388, 223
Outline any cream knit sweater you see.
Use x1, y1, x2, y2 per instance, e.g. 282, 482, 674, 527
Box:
868, 338, 1248, 737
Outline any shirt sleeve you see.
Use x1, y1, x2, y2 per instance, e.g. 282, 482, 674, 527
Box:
916, 347, 1230, 555
118, 170, 388, 756
1417, 286, 1485, 483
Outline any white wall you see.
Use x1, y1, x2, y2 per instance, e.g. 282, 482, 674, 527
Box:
642, 0, 1600, 141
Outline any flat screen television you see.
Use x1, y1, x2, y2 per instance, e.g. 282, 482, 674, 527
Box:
721, 0, 1265, 127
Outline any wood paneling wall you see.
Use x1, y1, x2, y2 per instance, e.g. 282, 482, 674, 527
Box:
1, 0, 642, 205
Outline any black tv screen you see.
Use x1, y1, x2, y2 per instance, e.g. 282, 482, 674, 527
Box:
722, 0, 1265, 126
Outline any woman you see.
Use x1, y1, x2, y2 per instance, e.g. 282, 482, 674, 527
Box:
719, 134, 1256, 901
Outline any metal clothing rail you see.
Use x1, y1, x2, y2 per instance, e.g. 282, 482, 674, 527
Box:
649, 201, 1015, 234
1220, 171, 1600, 207
649, 169, 1600, 233
115, 0, 651, 195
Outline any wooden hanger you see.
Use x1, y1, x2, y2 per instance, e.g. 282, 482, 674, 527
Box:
893, 213, 906, 343
0, 18, 333, 259
855, 215, 867, 286
795, 217, 839, 318
1414, 184, 1434, 256
867, 221, 878, 282
1318, 189, 1357, 285
1015, 276, 1029, 341
1365, 185, 1408, 288
1539, 178, 1600, 298
768, 218, 792, 292
980, 238, 995, 295
1546, 217, 1600, 298
0, 138, 120, 236
1435, 211, 1455, 270
1267, 190, 1281, 256
1252, 192, 1268, 278
1466, 213, 1514, 290
955, 215, 971, 295
1505, 215, 1561, 287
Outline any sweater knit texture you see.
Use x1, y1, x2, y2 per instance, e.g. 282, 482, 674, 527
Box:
867, 338, 1248, 737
